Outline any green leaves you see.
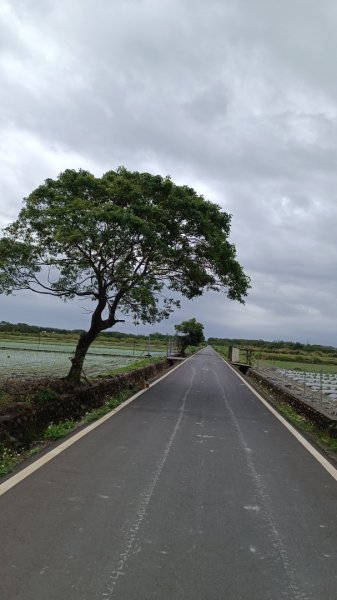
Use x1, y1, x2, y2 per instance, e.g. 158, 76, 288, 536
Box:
0, 166, 250, 327
0, 238, 41, 294
175, 318, 205, 355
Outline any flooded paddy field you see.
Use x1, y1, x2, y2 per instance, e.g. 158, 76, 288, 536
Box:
0, 341, 166, 379
0, 348, 141, 378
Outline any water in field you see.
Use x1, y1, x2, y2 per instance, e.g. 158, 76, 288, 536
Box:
0, 348, 142, 379
0, 337, 167, 379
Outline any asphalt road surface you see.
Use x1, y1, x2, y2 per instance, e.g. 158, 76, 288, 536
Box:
2, 347, 337, 600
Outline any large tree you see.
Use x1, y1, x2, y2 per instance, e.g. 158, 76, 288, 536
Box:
175, 318, 205, 356
0, 167, 250, 384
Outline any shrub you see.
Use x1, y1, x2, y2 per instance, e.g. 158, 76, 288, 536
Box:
33, 388, 58, 405
0, 445, 19, 476
43, 420, 76, 440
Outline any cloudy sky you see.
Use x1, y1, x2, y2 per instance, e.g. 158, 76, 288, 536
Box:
1, 0, 337, 344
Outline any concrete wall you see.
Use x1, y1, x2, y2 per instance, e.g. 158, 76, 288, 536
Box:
0, 359, 170, 450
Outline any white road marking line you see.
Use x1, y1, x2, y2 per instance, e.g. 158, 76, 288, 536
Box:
244, 505, 260, 512
0, 354, 195, 497
219, 354, 337, 483
102, 367, 197, 598
215, 368, 309, 600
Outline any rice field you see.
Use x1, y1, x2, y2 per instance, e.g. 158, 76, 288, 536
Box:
0, 340, 166, 379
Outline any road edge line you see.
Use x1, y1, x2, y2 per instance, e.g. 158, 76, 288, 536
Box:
0, 353, 196, 496
217, 353, 337, 483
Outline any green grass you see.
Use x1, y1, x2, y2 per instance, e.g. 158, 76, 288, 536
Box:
185, 345, 203, 354
83, 406, 110, 422
83, 387, 139, 423
0, 446, 19, 476
33, 388, 58, 405
277, 403, 315, 432
0, 387, 140, 477
318, 434, 337, 452
26, 445, 43, 457
267, 398, 337, 458
98, 355, 164, 377
24, 388, 136, 450
213, 346, 228, 358
43, 420, 76, 440
213, 345, 250, 363
0, 389, 13, 412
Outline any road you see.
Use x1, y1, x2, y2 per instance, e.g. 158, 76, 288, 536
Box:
1, 347, 337, 599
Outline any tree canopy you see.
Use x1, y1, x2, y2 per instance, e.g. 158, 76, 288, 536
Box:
0, 167, 250, 383
175, 318, 205, 355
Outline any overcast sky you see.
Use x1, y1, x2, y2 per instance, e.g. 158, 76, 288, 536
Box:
1, 0, 337, 344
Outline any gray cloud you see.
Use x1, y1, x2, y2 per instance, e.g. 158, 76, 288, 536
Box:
1, 0, 337, 344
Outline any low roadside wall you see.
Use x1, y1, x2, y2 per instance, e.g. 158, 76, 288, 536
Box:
247, 368, 337, 436
0, 359, 170, 449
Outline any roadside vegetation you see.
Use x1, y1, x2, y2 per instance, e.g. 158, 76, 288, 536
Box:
100, 355, 164, 377
0, 385, 142, 477
43, 420, 77, 440
175, 318, 205, 357
210, 337, 337, 371
265, 397, 337, 459
0, 447, 19, 476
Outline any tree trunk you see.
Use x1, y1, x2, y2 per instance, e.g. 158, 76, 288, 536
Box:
177, 336, 188, 357
65, 293, 123, 385
65, 329, 99, 385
